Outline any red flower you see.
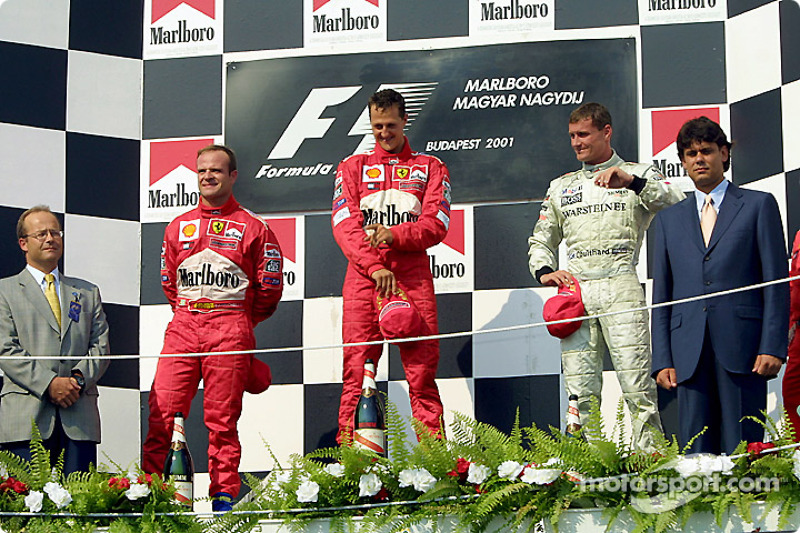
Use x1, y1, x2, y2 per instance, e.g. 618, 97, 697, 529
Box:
475, 484, 486, 494
108, 477, 131, 490
137, 474, 154, 485
0, 477, 28, 494
372, 487, 389, 502
447, 458, 471, 483
747, 442, 776, 456
10, 478, 27, 494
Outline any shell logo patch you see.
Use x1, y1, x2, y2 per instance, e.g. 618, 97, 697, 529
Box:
179, 219, 201, 242
362, 164, 384, 182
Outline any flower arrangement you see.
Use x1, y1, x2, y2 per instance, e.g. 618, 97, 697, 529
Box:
3, 406, 800, 533
0, 425, 202, 533
228, 401, 800, 533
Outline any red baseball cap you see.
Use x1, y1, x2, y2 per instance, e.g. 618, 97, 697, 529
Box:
542, 277, 585, 339
376, 288, 424, 340
245, 358, 272, 394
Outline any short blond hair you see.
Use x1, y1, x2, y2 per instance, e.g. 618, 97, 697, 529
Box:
17, 205, 59, 239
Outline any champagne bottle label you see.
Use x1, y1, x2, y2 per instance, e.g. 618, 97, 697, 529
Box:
171, 423, 186, 443
354, 429, 386, 455
173, 481, 193, 505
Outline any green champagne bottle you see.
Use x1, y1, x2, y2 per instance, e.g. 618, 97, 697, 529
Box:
163, 411, 194, 508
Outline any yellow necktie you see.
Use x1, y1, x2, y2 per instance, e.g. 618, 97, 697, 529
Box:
701, 196, 717, 246
45, 273, 61, 328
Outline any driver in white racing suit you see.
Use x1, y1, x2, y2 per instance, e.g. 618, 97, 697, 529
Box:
528, 102, 684, 450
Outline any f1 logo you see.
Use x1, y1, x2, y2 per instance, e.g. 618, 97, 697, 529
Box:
268, 86, 361, 159
267, 82, 438, 160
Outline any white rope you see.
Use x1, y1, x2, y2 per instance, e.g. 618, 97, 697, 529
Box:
0, 494, 478, 519
2, 274, 798, 361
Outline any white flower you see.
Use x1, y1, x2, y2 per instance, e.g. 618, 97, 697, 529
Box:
370, 462, 390, 474
716, 456, 734, 475
543, 458, 561, 467
398, 468, 436, 492
267, 470, 292, 491
466, 463, 491, 485
497, 460, 523, 480
358, 473, 382, 497
697, 455, 724, 475
0, 462, 8, 478
43, 482, 72, 509
674, 457, 701, 477
125, 483, 151, 501
675, 454, 734, 478
520, 466, 561, 485
296, 480, 320, 503
25, 491, 44, 512
324, 463, 345, 477
398, 468, 416, 488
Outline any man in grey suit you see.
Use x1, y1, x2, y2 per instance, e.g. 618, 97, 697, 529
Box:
0, 206, 110, 473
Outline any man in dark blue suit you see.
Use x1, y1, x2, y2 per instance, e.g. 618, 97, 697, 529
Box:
651, 117, 789, 454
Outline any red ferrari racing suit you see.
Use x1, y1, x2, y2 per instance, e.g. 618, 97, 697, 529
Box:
783, 230, 800, 441
332, 137, 451, 440
142, 196, 283, 498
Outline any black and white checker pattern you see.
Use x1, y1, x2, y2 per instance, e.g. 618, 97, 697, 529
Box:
1, 0, 798, 512
0, 0, 144, 469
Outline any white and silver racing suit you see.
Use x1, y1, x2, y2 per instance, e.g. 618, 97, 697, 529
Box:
528, 151, 684, 450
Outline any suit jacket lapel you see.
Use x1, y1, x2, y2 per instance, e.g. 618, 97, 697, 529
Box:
678, 193, 707, 254
59, 277, 76, 339
707, 182, 743, 250
18, 269, 60, 334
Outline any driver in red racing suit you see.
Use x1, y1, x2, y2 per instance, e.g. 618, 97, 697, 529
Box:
783, 230, 800, 441
332, 89, 451, 441
142, 145, 283, 511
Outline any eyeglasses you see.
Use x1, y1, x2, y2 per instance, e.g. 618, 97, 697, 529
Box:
23, 230, 63, 241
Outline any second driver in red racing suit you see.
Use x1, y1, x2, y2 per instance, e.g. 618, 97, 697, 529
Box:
142, 146, 283, 508
332, 89, 451, 442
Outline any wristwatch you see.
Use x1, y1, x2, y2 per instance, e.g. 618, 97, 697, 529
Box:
71, 371, 86, 394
